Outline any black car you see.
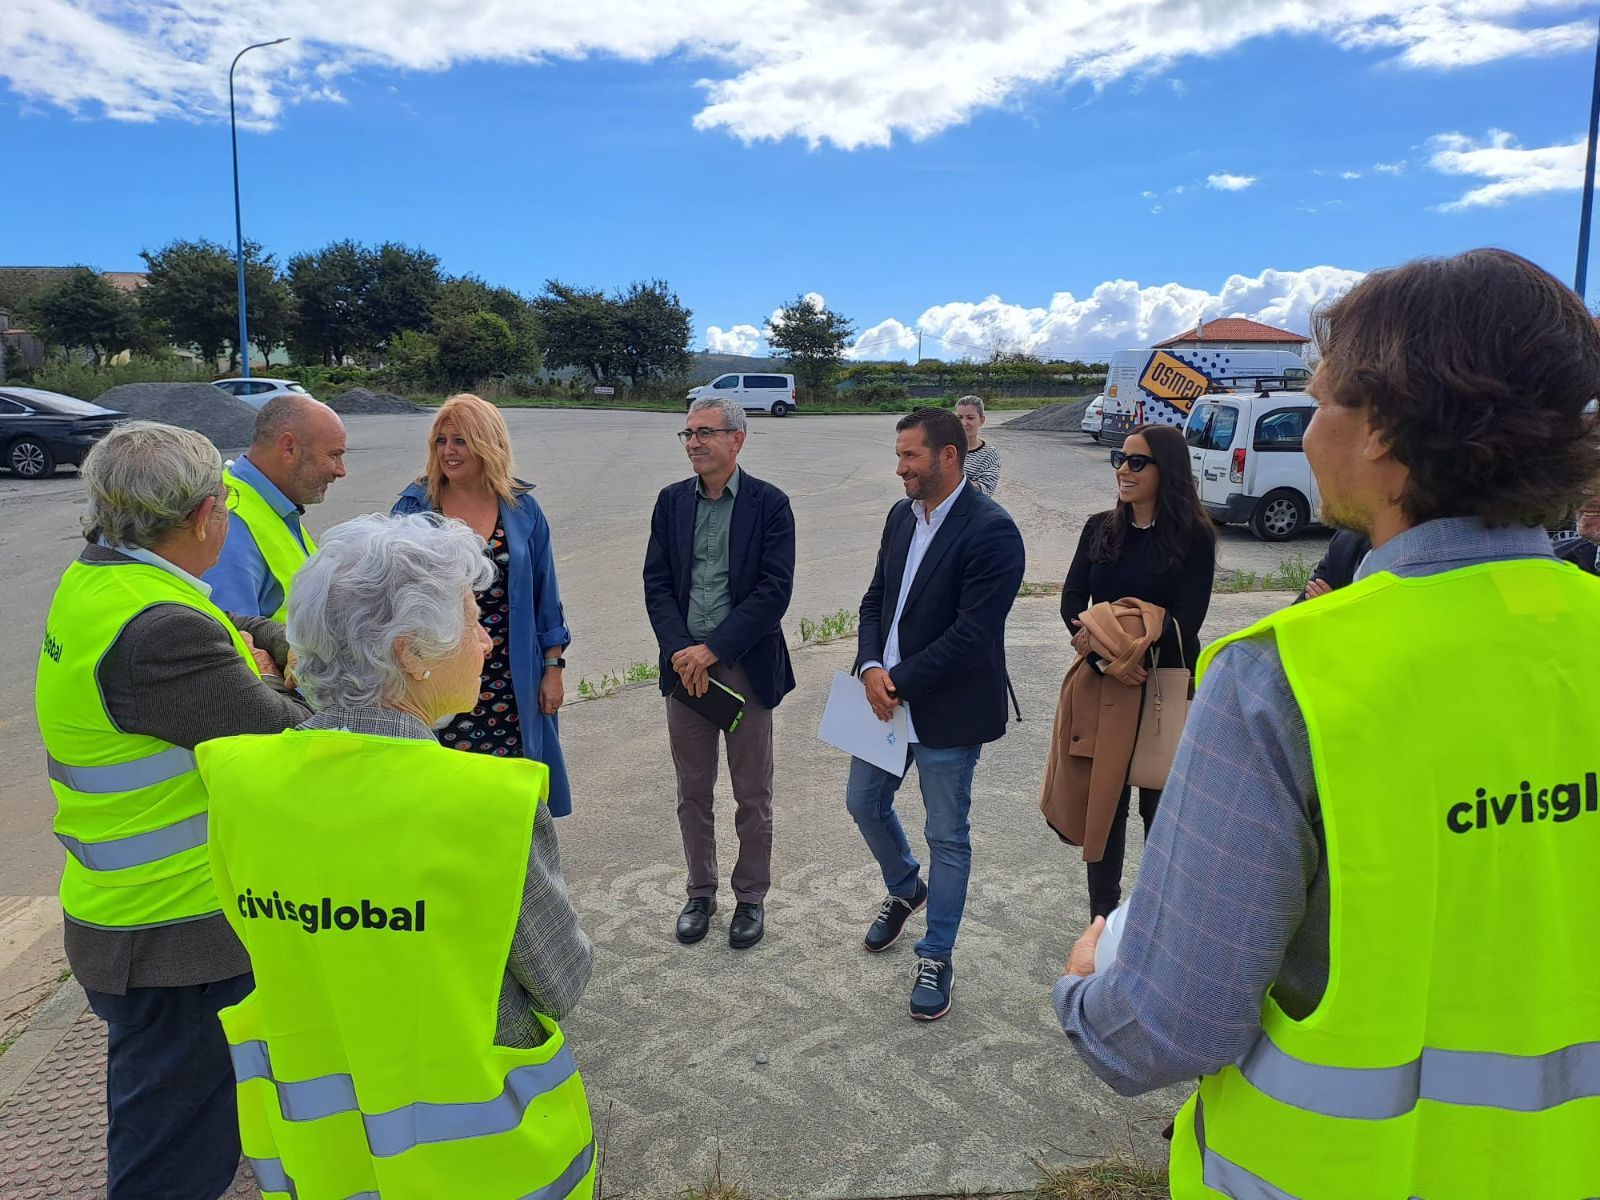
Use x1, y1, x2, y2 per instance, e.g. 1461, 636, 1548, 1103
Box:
0, 387, 127, 479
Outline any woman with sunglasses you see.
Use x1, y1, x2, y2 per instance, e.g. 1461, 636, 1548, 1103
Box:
1060, 422, 1216, 918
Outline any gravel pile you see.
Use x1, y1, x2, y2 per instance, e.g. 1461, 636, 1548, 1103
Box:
95, 383, 257, 451
328, 387, 426, 415
1002, 398, 1094, 433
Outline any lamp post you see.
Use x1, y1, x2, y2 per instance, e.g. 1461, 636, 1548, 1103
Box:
1576, 10, 1600, 299
230, 37, 289, 379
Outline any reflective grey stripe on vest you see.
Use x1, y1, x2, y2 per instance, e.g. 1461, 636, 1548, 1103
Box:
248, 1156, 298, 1198
1194, 1097, 1303, 1200
47, 745, 196, 793
231, 1039, 581, 1157
56, 812, 209, 872
1237, 1031, 1600, 1120
519, 1140, 595, 1200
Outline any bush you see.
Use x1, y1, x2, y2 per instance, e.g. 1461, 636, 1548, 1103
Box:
21, 355, 213, 401
844, 380, 911, 407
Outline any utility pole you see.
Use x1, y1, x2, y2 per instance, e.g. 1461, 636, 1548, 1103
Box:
230, 37, 289, 378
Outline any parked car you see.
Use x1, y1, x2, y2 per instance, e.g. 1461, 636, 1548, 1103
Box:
1081, 395, 1105, 440
1101, 347, 1310, 444
685, 373, 798, 417
0, 387, 127, 479
212, 378, 314, 410
1183, 385, 1320, 541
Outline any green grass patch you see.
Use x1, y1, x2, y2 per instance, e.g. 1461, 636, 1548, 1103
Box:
796, 609, 858, 644
1018, 580, 1062, 598
1214, 555, 1314, 594
1034, 1154, 1168, 1200
575, 660, 661, 699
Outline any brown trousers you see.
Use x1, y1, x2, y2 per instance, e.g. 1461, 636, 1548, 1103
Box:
665, 661, 774, 903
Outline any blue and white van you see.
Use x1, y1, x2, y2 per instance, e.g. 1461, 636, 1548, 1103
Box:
1100, 347, 1310, 444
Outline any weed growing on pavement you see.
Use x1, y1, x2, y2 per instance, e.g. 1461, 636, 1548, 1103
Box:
1034, 1153, 1168, 1199
682, 1146, 750, 1200
574, 661, 661, 700
1018, 580, 1061, 597
1214, 554, 1314, 594
797, 609, 858, 644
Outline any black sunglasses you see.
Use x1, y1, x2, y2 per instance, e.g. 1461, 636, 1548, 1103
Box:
1109, 451, 1155, 472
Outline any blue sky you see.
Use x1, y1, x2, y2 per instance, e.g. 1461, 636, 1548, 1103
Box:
0, 1, 1582, 358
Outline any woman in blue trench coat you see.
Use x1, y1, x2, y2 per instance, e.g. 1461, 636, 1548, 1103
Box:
392, 392, 575, 815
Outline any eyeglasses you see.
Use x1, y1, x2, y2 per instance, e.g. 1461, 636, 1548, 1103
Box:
678, 427, 734, 444
1109, 451, 1155, 473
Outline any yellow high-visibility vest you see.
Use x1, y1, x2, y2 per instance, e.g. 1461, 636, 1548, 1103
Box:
36, 558, 260, 929
1170, 559, 1600, 1199
198, 729, 595, 1200
225, 469, 317, 622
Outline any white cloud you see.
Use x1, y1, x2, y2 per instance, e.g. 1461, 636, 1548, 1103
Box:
839, 266, 1364, 361
1373, 161, 1408, 175
1341, 170, 1363, 179
1207, 172, 1259, 191
704, 323, 763, 355
0, 2, 1592, 147
1427, 129, 1585, 210
1141, 189, 1158, 199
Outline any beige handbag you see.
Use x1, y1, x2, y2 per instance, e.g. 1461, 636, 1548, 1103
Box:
1127, 620, 1192, 790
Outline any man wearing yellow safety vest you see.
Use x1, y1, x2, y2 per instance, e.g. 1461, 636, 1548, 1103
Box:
1054, 248, 1600, 1199
35, 422, 311, 1199
197, 512, 595, 1200
203, 394, 347, 620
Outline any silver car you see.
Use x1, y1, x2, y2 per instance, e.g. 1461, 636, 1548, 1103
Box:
212, 378, 315, 410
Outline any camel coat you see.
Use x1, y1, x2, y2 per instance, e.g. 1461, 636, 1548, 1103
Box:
1039, 597, 1166, 861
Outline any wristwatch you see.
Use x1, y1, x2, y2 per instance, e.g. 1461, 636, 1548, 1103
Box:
542, 657, 567, 670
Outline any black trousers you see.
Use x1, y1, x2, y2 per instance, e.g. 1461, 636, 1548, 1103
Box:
84, 974, 254, 1200
1085, 786, 1162, 920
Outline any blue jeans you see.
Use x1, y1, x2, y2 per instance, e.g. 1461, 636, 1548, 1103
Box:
845, 743, 981, 961
85, 973, 254, 1200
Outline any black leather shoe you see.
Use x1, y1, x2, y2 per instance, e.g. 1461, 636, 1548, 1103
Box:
864, 878, 928, 952
676, 896, 716, 944
729, 901, 764, 949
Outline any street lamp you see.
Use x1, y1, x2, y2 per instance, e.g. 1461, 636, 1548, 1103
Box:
230, 37, 289, 379
1576, 10, 1600, 300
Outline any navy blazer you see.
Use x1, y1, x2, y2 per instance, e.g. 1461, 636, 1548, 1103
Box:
854, 483, 1026, 748
642, 469, 797, 710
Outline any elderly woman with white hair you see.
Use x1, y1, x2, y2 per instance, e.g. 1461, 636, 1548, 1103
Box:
196, 512, 595, 1200
34, 420, 309, 1200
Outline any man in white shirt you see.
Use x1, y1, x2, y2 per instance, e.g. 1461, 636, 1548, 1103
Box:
848, 407, 1026, 1021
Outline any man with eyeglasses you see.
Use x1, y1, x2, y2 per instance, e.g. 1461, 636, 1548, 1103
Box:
644, 396, 797, 949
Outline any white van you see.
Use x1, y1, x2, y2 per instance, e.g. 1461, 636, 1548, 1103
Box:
1102, 347, 1310, 443
685, 372, 799, 417
1184, 387, 1320, 541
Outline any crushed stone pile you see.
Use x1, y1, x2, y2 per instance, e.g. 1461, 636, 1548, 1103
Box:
94, 383, 257, 451
327, 387, 426, 415
1001, 398, 1094, 433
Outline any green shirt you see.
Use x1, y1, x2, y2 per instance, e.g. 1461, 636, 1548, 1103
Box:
687, 467, 740, 642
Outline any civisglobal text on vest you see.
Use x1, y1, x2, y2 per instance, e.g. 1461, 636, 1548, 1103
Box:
239, 888, 425, 933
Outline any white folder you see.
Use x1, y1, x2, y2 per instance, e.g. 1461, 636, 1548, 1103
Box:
818, 670, 913, 777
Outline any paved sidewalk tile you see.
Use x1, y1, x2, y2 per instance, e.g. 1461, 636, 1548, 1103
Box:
0, 1008, 258, 1199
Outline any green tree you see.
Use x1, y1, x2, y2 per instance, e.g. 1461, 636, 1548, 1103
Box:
615, 279, 692, 386
140, 239, 283, 370
766, 294, 855, 397
287, 240, 377, 365
367, 243, 442, 352
435, 311, 516, 390
387, 328, 443, 390
435, 276, 540, 372
25, 268, 143, 366
533, 280, 618, 383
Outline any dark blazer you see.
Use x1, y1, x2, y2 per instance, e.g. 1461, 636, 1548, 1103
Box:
1294, 529, 1372, 603
853, 483, 1026, 748
643, 469, 797, 710
1555, 535, 1600, 575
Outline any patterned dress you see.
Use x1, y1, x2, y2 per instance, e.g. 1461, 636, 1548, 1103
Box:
439, 521, 523, 757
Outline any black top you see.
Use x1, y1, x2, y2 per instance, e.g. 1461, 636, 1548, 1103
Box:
440, 520, 523, 757
1061, 512, 1214, 668
1294, 529, 1373, 602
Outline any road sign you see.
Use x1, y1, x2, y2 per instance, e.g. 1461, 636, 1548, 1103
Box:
593, 386, 616, 396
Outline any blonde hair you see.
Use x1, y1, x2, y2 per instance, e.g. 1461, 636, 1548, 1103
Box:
423, 393, 518, 503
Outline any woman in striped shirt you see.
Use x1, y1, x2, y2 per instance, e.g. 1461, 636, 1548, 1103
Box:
957, 396, 1002, 496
